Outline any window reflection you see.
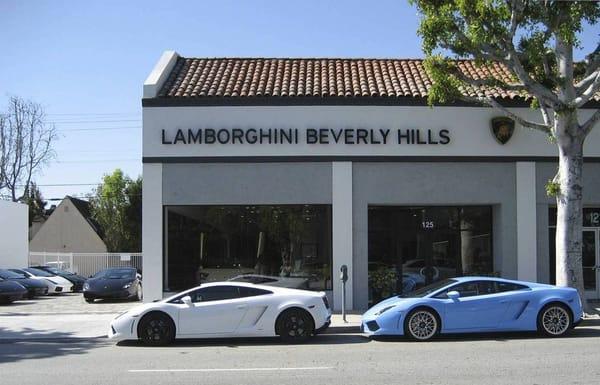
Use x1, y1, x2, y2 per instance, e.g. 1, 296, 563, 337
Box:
368, 206, 494, 306
165, 205, 332, 292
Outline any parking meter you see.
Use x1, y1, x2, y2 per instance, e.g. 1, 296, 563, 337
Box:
340, 265, 348, 283
340, 265, 348, 322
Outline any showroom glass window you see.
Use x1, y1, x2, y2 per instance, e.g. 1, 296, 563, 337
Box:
368, 206, 493, 306
165, 205, 332, 292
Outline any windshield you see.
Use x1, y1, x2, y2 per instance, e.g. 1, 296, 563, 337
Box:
45, 267, 74, 276
401, 278, 457, 298
94, 268, 135, 279
24, 268, 54, 277
0, 269, 26, 279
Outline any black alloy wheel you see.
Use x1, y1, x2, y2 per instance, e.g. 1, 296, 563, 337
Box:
277, 308, 314, 343
138, 312, 175, 346
85, 297, 95, 303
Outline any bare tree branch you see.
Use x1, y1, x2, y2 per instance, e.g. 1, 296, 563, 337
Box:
574, 70, 600, 108
461, 95, 551, 134
539, 101, 555, 128
0, 96, 56, 202
575, 69, 600, 91
581, 108, 600, 136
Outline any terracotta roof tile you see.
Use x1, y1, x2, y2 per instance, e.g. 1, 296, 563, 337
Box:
157, 57, 528, 101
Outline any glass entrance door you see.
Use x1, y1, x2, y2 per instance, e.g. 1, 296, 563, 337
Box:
583, 230, 600, 298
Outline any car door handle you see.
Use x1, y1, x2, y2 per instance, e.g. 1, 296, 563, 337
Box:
236, 304, 248, 309
499, 300, 508, 304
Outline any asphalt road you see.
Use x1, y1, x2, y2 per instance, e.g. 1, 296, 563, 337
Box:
2, 321, 600, 385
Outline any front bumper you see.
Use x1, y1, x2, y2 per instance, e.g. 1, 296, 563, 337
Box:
108, 313, 137, 342
85, 289, 134, 300
0, 291, 26, 302
26, 287, 49, 297
361, 310, 406, 336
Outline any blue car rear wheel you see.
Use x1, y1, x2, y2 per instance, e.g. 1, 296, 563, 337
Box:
538, 303, 571, 337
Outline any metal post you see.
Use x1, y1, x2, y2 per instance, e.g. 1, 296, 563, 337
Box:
342, 280, 346, 323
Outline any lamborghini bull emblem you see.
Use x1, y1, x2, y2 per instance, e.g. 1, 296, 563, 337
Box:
491, 117, 515, 145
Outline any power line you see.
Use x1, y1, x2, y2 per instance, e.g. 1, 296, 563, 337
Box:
57, 126, 141, 132
52, 159, 140, 164
49, 119, 141, 124
19, 183, 101, 187
47, 112, 140, 116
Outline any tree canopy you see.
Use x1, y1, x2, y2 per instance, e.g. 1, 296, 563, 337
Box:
411, 0, 600, 135
90, 169, 142, 252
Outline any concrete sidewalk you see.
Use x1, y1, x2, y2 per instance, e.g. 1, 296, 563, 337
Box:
0, 293, 361, 340
0, 307, 360, 341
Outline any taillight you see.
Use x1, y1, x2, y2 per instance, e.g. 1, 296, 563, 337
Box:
322, 295, 330, 309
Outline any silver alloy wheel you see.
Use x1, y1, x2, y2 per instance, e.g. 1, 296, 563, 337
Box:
408, 310, 438, 340
541, 306, 570, 335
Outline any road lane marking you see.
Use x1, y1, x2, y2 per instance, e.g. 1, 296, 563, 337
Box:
128, 367, 333, 373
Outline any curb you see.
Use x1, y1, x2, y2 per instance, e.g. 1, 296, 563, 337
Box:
0, 336, 108, 343
0, 311, 121, 316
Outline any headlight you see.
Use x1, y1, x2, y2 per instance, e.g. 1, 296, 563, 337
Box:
83, 282, 90, 290
45, 278, 58, 285
123, 283, 132, 289
375, 305, 396, 316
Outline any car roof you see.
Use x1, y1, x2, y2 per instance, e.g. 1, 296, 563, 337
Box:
163, 281, 320, 301
450, 276, 534, 286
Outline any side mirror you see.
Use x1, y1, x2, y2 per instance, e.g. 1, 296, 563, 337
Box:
181, 295, 194, 307
447, 290, 460, 300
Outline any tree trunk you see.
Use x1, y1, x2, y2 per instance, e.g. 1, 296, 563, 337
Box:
555, 114, 589, 313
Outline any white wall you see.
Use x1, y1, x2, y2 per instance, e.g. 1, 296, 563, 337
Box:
143, 106, 600, 159
0, 200, 29, 268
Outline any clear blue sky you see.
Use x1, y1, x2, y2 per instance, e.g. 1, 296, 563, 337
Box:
0, 1, 597, 203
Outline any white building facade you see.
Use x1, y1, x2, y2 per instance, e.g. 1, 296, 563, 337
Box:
0, 200, 29, 268
141, 51, 600, 309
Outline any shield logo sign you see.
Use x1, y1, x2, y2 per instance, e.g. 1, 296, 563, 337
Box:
491, 117, 515, 144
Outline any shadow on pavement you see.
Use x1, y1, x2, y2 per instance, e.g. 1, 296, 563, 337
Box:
117, 333, 369, 348
372, 323, 600, 343
89, 298, 141, 304
0, 328, 108, 364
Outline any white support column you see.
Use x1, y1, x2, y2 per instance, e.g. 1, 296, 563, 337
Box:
332, 162, 353, 310
516, 162, 537, 281
142, 163, 163, 302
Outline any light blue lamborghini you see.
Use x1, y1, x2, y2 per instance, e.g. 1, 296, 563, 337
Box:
362, 277, 583, 340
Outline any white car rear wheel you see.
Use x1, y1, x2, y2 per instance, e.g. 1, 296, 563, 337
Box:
277, 308, 314, 343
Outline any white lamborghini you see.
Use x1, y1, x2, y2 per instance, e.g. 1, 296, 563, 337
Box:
109, 282, 332, 345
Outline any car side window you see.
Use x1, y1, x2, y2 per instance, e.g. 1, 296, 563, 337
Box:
239, 287, 273, 297
435, 282, 480, 299
495, 282, 529, 293
190, 286, 241, 303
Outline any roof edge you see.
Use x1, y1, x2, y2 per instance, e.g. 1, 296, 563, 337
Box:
143, 50, 179, 98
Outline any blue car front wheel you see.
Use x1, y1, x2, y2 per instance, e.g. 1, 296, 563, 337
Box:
404, 308, 440, 341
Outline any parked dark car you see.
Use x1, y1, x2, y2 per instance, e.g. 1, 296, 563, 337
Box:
83, 267, 142, 303
0, 269, 48, 298
30, 265, 87, 292
0, 277, 28, 304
